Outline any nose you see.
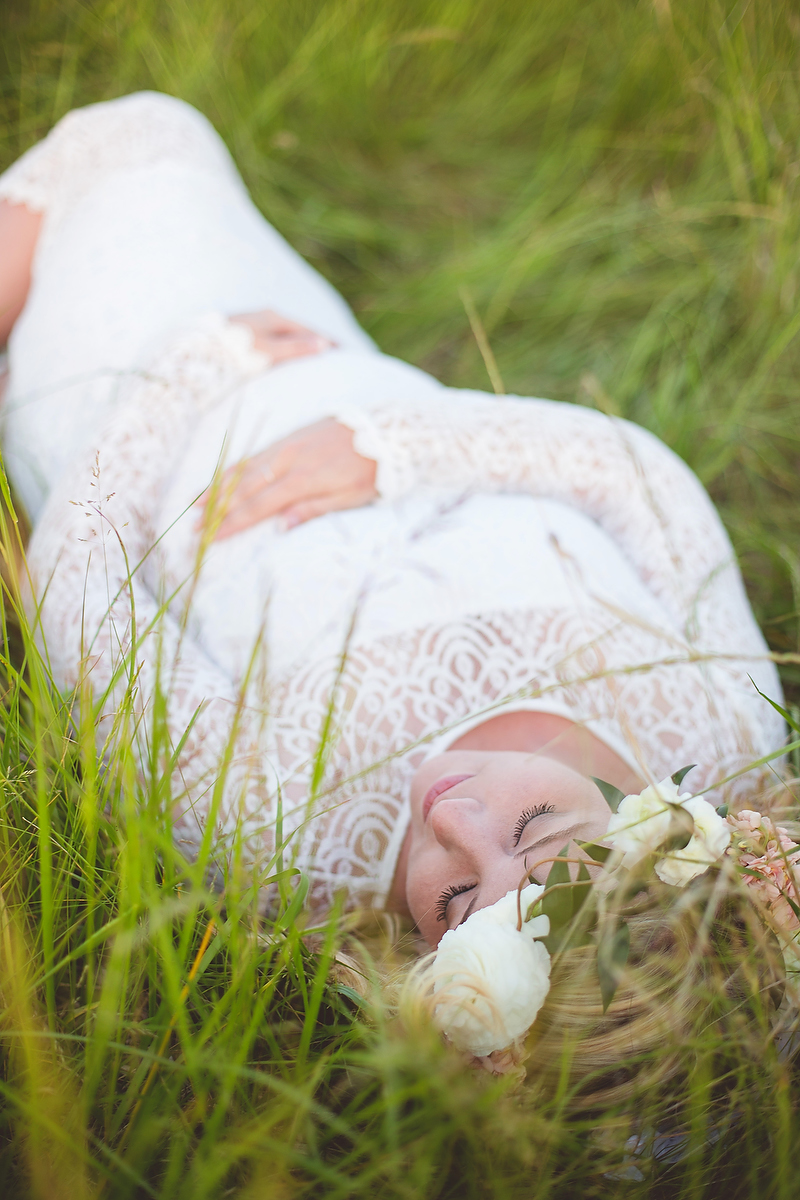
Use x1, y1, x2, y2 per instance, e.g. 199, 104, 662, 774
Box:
428, 794, 484, 852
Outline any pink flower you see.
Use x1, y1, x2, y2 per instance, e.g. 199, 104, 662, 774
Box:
728, 809, 763, 836
471, 1039, 528, 1083
728, 811, 800, 935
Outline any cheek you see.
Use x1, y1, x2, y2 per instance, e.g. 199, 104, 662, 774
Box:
404, 867, 435, 928
404, 854, 447, 932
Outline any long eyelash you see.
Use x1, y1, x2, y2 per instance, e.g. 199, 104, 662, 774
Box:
435, 806, 556, 924
435, 882, 474, 923
513, 802, 555, 847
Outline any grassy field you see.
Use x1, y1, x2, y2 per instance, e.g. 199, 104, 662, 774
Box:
2, 0, 800, 1196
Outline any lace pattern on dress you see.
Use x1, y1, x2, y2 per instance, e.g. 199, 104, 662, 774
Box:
275, 603, 782, 912
335, 396, 738, 631
23, 299, 785, 914
10, 77, 785, 917
27, 317, 275, 869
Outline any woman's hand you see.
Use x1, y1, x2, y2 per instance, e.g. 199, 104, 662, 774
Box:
229, 308, 335, 363
198, 418, 378, 541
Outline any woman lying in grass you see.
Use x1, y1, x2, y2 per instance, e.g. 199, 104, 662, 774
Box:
0, 89, 788, 1003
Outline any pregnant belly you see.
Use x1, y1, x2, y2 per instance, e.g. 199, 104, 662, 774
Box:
154, 485, 672, 682
151, 349, 672, 680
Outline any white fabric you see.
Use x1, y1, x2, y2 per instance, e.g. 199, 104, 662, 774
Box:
1, 92, 374, 522
1, 92, 785, 913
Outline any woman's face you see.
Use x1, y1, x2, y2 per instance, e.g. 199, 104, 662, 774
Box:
405, 750, 612, 947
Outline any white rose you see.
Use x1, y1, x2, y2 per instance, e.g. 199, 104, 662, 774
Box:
466, 882, 549, 932
429, 884, 551, 1057
604, 777, 688, 867
654, 796, 731, 886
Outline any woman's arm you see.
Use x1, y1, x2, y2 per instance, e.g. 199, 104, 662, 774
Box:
28, 316, 275, 861
0, 200, 42, 345
209, 395, 740, 638
333, 394, 741, 638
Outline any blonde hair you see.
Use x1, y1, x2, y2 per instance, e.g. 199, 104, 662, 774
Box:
525, 870, 787, 1110
395, 867, 789, 1115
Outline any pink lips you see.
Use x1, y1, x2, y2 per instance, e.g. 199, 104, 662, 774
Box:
421, 773, 476, 822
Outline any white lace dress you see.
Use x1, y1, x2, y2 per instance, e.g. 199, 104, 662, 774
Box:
0, 92, 784, 911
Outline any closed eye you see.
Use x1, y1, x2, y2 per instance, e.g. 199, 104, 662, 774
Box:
513, 803, 555, 847
435, 881, 476, 924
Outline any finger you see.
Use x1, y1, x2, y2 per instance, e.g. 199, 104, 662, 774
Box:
268, 316, 337, 347
211, 480, 373, 542
281, 487, 377, 529
230, 311, 336, 357
210, 474, 319, 540
218, 452, 283, 502
232, 309, 327, 340
266, 334, 333, 364
218, 435, 298, 498
194, 455, 282, 526
268, 313, 327, 338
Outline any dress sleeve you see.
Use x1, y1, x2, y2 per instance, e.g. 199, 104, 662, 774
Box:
26, 315, 274, 865
335, 394, 749, 640
0, 93, 242, 233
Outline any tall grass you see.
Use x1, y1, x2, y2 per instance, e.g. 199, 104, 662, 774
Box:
1, 0, 800, 1195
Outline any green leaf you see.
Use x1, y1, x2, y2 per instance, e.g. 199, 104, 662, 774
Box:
545, 846, 571, 887
273, 874, 310, 931
671, 764, 697, 787
261, 867, 302, 888
542, 845, 573, 932
591, 777, 626, 813
334, 985, 366, 1011
572, 861, 593, 919
748, 676, 800, 735
525, 898, 544, 922
577, 840, 612, 864
715, 803, 729, 818
597, 920, 630, 1013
